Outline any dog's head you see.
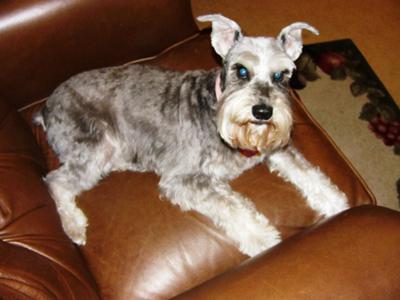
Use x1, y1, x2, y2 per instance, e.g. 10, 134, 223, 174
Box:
198, 14, 318, 154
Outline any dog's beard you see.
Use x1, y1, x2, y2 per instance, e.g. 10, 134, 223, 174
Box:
217, 94, 293, 153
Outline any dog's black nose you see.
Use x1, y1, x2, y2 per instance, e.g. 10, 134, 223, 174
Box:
252, 104, 273, 120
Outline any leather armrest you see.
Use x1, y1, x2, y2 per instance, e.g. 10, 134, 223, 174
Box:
0, 240, 97, 299
0, 0, 198, 109
174, 205, 400, 299
0, 99, 99, 299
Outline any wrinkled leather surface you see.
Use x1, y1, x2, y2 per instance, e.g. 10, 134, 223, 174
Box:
0, 99, 99, 299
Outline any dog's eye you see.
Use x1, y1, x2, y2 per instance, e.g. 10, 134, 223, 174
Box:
237, 65, 250, 80
272, 71, 284, 82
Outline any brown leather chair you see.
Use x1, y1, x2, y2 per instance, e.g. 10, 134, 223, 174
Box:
1, 1, 399, 299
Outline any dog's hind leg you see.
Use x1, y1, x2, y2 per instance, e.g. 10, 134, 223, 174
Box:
159, 174, 281, 257
46, 165, 89, 245
45, 133, 118, 245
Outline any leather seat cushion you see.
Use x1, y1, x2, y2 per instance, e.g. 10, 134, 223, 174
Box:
19, 31, 375, 299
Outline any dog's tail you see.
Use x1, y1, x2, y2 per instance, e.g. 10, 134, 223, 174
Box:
32, 106, 48, 131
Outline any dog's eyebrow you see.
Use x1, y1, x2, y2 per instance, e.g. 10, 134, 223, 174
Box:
237, 51, 260, 65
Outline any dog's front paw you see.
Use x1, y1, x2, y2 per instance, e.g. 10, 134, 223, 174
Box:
313, 184, 349, 218
59, 207, 88, 245
325, 192, 349, 217
238, 223, 281, 257
229, 212, 281, 257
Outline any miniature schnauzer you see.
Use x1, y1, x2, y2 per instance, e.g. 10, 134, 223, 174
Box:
34, 14, 348, 256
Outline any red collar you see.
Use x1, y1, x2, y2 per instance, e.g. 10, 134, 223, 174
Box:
238, 148, 260, 157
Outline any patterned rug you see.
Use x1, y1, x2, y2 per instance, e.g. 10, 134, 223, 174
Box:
290, 39, 400, 210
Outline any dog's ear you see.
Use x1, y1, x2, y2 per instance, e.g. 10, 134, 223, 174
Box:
197, 14, 242, 58
277, 22, 319, 61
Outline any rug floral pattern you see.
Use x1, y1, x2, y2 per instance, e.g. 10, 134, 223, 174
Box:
290, 39, 400, 204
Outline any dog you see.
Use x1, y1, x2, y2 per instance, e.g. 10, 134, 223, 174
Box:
34, 14, 349, 256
